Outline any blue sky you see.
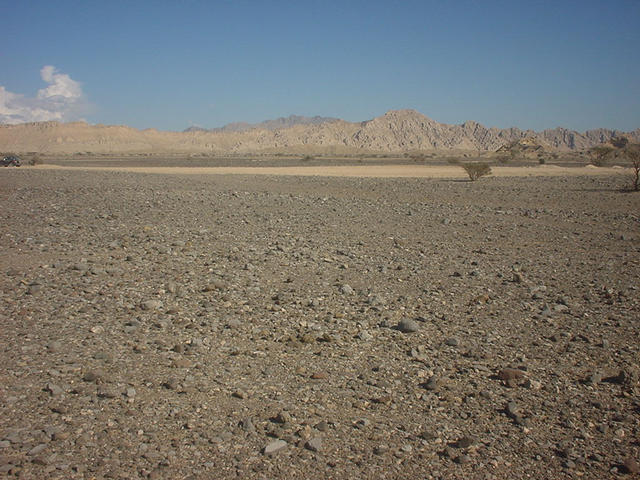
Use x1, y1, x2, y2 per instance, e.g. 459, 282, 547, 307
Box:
1, 0, 639, 132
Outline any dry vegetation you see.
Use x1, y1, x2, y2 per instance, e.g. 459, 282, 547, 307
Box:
461, 162, 492, 181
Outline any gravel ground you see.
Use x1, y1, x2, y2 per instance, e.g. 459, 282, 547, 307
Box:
0, 168, 638, 479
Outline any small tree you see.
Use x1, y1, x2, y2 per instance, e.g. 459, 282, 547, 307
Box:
625, 144, 640, 191
462, 162, 492, 181
589, 145, 614, 166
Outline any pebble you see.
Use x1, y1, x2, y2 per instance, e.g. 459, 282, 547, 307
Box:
240, 418, 255, 432
141, 300, 163, 311
315, 421, 328, 432
305, 437, 322, 452
232, 390, 246, 399
163, 378, 180, 390
498, 368, 526, 387
623, 458, 640, 474
456, 436, 476, 448
423, 376, 440, 391
47, 341, 63, 353
46, 383, 64, 396
264, 439, 287, 455
588, 371, 603, 385
397, 318, 419, 333
82, 369, 105, 383
339, 284, 355, 295
374, 445, 389, 455
97, 386, 117, 398
28, 444, 47, 456
506, 401, 520, 418
274, 411, 293, 424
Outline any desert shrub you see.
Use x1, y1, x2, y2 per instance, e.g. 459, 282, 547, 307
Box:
446, 158, 460, 165
589, 145, 614, 166
539, 157, 546, 165
301, 155, 314, 162
462, 162, 492, 181
28, 155, 43, 166
625, 144, 640, 191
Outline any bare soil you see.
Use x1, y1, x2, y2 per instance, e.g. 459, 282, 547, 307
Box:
35, 163, 631, 179
0, 162, 638, 479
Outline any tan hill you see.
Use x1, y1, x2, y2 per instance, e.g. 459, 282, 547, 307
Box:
1, 110, 638, 155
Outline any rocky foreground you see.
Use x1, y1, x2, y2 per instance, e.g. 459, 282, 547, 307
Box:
0, 168, 639, 479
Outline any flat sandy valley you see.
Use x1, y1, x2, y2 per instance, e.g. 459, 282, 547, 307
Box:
1, 160, 639, 479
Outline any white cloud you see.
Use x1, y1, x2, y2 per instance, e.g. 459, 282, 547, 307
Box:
0, 66, 90, 124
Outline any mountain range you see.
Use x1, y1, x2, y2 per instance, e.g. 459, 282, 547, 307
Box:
184, 115, 340, 133
0, 110, 638, 155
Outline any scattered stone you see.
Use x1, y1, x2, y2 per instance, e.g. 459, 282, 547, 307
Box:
315, 421, 328, 432
240, 418, 255, 432
82, 369, 105, 383
27, 444, 47, 456
305, 437, 322, 452
232, 390, 246, 399
274, 411, 293, 424
397, 318, 419, 333
374, 445, 389, 455
47, 341, 63, 353
506, 401, 520, 418
141, 299, 162, 311
173, 357, 193, 368
588, 371, 603, 385
622, 458, 640, 474
444, 337, 459, 347
498, 368, 526, 387
45, 382, 64, 396
456, 436, 476, 448
97, 386, 117, 398
423, 376, 440, 391
339, 284, 355, 295
163, 378, 180, 390
264, 439, 287, 455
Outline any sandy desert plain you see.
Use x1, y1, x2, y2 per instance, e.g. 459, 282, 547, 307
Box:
0, 156, 639, 480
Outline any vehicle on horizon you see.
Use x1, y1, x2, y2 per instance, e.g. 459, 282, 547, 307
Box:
1, 155, 21, 167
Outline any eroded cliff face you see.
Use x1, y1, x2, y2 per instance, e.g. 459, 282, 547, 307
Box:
1, 110, 637, 154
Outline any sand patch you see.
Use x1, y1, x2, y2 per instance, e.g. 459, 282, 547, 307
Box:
33, 164, 628, 178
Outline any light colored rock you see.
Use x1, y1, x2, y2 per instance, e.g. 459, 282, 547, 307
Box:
264, 439, 287, 455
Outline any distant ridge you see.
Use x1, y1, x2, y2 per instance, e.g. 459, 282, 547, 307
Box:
1, 110, 638, 154
184, 115, 340, 133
